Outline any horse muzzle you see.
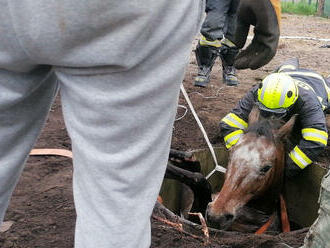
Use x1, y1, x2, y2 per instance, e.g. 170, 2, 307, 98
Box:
205, 203, 235, 230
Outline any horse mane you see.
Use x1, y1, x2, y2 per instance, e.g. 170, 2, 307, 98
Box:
246, 118, 287, 144
246, 120, 275, 141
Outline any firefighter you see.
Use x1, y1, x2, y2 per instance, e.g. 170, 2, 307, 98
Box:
194, 0, 240, 87
219, 58, 329, 178
194, 0, 281, 87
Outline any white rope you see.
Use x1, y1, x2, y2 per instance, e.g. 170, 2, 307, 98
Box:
247, 35, 330, 42
175, 105, 188, 121
189, 87, 224, 99
180, 84, 226, 177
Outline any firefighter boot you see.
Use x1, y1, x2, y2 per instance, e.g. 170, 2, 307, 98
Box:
194, 42, 218, 87
220, 44, 239, 86
222, 64, 239, 86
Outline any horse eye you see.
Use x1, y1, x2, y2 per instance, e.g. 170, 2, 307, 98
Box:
260, 164, 272, 174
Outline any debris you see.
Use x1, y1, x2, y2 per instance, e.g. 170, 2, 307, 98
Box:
29, 148, 73, 158
152, 215, 183, 232
0, 221, 14, 233
188, 212, 210, 244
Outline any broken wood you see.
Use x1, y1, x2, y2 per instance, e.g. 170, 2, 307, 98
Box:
152, 215, 183, 232
188, 212, 210, 244
0, 221, 14, 233
30, 148, 72, 158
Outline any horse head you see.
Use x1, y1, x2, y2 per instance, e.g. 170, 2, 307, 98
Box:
206, 106, 296, 230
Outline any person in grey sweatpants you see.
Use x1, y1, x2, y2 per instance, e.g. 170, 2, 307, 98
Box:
0, 1, 205, 247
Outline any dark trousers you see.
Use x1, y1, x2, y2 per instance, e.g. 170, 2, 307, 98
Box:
201, 0, 240, 41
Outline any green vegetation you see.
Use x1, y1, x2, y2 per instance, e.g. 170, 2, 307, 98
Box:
281, 1, 317, 15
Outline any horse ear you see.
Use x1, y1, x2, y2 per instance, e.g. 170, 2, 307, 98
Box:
275, 114, 297, 141
248, 105, 260, 126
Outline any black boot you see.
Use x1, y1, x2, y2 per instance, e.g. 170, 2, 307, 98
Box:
194, 43, 218, 87
222, 64, 239, 86
220, 45, 239, 86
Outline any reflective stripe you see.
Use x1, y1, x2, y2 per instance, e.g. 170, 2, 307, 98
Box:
317, 96, 327, 110
289, 146, 313, 169
302, 128, 328, 146
195, 77, 205, 82
221, 113, 248, 130
278, 64, 297, 72
279, 79, 291, 106
199, 35, 222, 48
284, 71, 324, 82
224, 130, 243, 149
260, 76, 271, 101
294, 79, 316, 93
221, 38, 236, 48
284, 71, 330, 102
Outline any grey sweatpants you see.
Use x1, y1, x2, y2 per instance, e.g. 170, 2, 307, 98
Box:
302, 170, 330, 248
0, 1, 204, 247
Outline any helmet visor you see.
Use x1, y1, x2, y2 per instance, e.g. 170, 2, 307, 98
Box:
256, 101, 288, 119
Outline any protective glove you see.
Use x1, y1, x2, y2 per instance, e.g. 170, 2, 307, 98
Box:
233, 0, 281, 70
285, 155, 302, 179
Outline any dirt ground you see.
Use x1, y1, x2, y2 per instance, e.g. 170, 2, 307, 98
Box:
0, 14, 329, 248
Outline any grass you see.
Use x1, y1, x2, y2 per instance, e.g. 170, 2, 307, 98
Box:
281, 1, 317, 15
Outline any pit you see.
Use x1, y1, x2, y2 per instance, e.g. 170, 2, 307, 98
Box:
159, 147, 327, 229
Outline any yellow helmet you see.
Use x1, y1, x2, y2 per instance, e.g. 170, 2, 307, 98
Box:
257, 73, 298, 114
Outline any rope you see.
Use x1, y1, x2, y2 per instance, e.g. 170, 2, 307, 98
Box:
188, 87, 224, 99
180, 84, 226, 177
175, 105, 188, 121
247, 35, 330, 42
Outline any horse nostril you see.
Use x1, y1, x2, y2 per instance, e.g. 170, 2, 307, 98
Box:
224, 213, 234, 222
205, 204, 213, 222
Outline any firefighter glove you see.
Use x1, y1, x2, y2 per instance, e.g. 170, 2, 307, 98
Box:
285, 154, 302, 179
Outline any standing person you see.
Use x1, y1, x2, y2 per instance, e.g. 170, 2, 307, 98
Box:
0, 0, 288, 247
194, 0, 241, 87
0, 1, 205, 247
195, 0, 282, 87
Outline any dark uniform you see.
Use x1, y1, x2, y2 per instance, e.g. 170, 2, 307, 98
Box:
220, 59, 330, 176
194, 0, 240, 87
195, 0, 282, 87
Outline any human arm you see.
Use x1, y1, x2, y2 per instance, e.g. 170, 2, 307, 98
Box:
286, 101, 328, 178
220, 86, 257, 148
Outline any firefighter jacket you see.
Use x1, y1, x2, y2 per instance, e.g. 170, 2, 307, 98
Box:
220, 69, 330, 171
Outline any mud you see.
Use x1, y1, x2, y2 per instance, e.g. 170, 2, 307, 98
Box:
0, 14, 329, 248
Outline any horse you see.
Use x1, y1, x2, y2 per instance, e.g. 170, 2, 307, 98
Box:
205, 106, 296, 232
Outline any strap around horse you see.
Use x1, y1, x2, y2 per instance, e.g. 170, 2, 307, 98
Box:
255, 194, 290, 234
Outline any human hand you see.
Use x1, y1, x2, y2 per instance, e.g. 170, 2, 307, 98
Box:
233, 0, 281, 70
285, 156, 302, 179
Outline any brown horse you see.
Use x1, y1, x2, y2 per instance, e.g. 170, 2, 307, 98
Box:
206, 106, 296, 232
